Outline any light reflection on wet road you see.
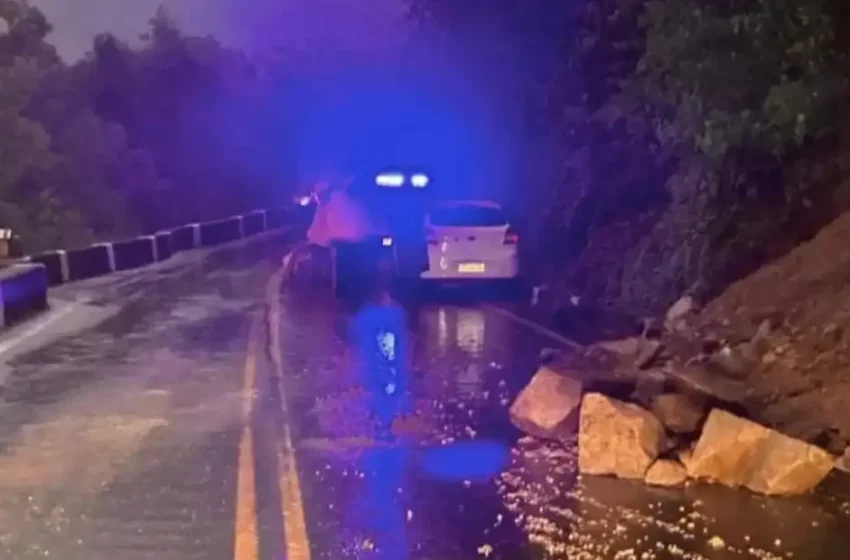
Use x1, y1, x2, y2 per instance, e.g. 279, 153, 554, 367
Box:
276, 292, 850, 560
279, 295, 547, 559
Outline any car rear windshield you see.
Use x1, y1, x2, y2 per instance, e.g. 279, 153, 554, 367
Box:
429, 205, 508, 227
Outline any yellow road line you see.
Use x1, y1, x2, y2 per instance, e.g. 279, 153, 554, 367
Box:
266, 261, 312, 560
234, 320, 260, 560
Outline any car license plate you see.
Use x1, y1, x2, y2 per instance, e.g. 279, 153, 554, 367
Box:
458, 262, 485, 273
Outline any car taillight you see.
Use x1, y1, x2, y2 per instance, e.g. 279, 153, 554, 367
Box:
504, 227, 518, 245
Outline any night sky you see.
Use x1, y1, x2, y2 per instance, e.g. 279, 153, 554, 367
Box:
31, 0, 408, 61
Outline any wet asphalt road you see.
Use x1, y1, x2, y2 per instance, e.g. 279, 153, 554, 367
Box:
0, 239, 283, 560
0, 241, 848, 559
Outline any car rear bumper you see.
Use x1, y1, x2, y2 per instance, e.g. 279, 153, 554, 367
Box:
420, 256, 519, 280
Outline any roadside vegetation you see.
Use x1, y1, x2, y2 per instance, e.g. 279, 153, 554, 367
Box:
0, 2, 297, 253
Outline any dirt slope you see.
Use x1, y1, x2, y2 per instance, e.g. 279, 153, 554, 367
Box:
695, 212, 850, 451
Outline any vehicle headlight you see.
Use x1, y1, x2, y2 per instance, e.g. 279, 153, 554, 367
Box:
410, 174, 429, 188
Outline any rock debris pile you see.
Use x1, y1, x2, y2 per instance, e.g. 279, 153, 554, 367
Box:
511, 283, 849, 495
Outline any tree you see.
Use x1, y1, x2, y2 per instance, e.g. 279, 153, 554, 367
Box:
0, 1, 302, 252
0, 0, 59, 67
0, 58, 54, 217
0, 2, 81, 251
615, 0, 846, 312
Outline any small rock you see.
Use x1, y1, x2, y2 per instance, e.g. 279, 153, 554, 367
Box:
645, 459, 688, 487
707, 536, 726, 550
578, 393, 665, 479
751, 308, 784, 331
539, 348, 562, 364
701, 337, 722, 355
755, 317, 773, 336
596, 337, 641, 356
509, 366, 582, 440
707, 345, 755, 379
641, 317, 662, 339
666, 363, 747, 404
659, 433, 689, 455
635, 339, 664, 369
630, 370, 667, 408
752, 319, 774, 351
666, 296, 696, 324
651, 393, 706, 434
688, 409, 835, 495
823, 323, 844, 343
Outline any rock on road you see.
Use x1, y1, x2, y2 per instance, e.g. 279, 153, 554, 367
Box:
0, 241, 848, 560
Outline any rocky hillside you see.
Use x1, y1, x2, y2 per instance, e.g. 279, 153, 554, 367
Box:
680, 211, 850, 453
506, 214, 850, 495
569, 210, 850, 458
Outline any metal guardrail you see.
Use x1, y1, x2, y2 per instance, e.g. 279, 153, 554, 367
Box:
25, 207, 303, 286
0, 204, 313, 331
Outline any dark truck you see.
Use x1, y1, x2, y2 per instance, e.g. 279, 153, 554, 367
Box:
352, 170, 434, 283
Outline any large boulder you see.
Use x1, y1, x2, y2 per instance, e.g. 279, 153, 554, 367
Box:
578, 393, 665, 479
509, 366, 582, 440
651, 393, 707, 434
688, 409, 835, 495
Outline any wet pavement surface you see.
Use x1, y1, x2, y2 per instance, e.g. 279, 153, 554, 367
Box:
0, 243, 848, 559
275, 290, 850, 560
0, 239, 284, 559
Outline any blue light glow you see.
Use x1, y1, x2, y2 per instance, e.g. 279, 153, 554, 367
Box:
377, 331, 396, 361
420, 440, 509, 482
376, 173, 405, 187
410, 174, 429, 188
382, 236, 393, 247
344, 446, 411, 560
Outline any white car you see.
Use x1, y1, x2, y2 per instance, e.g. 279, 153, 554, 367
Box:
421, 200, 519, 281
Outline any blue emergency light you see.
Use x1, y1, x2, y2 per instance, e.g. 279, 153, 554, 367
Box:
375, 173, 405, 187
374, 172, 430, 188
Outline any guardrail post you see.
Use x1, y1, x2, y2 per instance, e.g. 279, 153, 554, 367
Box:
147, 235, 158, 262
236, 215, 244, 238
57, 249, 70, 283
260, 210, 267, 232
191, 224, 201, 248
97, 242, 116, 272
